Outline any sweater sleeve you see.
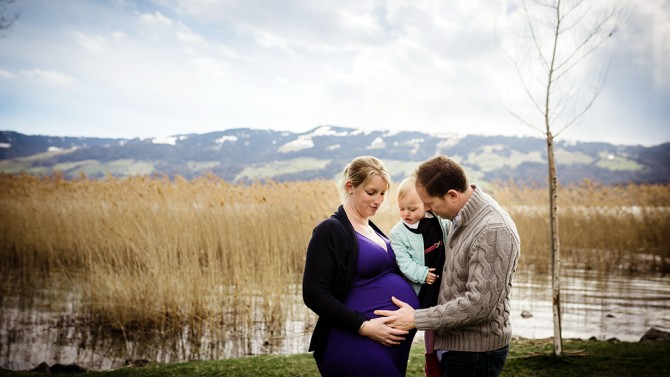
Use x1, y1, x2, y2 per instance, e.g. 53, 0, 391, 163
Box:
302, 220, 367, 333
414, 227, 517, 332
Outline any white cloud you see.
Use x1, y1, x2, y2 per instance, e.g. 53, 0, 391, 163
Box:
633, 0, 670, 88
192, 57, 229, 79
176, 26, 203, 44
20, 69, 74, 86
111, 31, 127, 40
0, 69, 13, 79
0, 0, 666, 145
73, 31, 107, 53
338, 8, 382, 35
141, 11, 173, 26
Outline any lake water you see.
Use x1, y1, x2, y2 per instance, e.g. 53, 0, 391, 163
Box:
510, 269, 670, 341
1, 267, 669, 371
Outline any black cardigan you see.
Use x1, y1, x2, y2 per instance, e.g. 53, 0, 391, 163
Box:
302, 205, 385, 361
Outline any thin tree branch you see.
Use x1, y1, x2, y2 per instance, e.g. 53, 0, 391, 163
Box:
554, 61, 609, 137
513, 61, 546, 116
506, 107, 545, 135
523, 0, 550, 73
0, 0, 18, 31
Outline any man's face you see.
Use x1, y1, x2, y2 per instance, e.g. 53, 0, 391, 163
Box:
415, 184, 457, 220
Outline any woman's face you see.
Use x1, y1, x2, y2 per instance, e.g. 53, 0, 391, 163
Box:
348, 175, 388, 218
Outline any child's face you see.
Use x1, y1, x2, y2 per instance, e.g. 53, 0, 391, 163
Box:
398, 188, 426, 225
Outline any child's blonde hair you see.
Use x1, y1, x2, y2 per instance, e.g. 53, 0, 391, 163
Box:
397, 176, 417, 201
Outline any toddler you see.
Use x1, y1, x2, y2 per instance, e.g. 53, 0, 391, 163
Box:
390, 177, 450, 377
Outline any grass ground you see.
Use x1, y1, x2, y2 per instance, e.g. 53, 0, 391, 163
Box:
1, 339, 668, 377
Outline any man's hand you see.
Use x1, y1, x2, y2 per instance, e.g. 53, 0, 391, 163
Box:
359, 316, 409, 347
374, 296, 416, 331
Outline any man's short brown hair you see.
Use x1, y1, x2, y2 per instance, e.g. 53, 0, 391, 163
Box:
414, 155, 468, 197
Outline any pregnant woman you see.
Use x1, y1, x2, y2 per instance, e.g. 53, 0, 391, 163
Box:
303, 156, 420, 377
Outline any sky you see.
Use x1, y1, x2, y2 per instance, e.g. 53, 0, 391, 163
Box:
0, 0, 668, 146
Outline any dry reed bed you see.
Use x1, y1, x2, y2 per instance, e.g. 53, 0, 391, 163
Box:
493, 180, 670, 273
1, 174, 668, 336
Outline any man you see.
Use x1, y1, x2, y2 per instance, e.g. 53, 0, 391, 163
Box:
375, 155, 520, 377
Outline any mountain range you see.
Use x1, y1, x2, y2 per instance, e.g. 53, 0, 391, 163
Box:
1, 126, 669, 185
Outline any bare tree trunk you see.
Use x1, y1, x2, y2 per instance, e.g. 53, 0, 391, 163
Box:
506, 0, 628, 358
546, 132, 562, 356
545, 2, 563, 356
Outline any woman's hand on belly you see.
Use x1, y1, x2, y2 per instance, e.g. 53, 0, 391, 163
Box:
359, 316, 409, 347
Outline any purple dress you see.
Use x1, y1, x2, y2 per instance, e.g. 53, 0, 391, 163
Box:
317, 232, 420, 377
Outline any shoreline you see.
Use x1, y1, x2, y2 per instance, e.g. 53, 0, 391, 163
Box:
2, 328, 668, 375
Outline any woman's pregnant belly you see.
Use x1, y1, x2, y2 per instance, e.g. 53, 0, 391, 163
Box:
345, 271, 420, 317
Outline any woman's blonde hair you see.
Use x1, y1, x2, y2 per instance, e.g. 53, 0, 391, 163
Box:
337, 156, 391, 202
396, 176, 416, 201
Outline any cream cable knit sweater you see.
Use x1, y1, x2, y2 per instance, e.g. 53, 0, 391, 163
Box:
414, 185, 520, 352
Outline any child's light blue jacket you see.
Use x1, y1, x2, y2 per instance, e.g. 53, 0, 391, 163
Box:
389, 215, 451, 295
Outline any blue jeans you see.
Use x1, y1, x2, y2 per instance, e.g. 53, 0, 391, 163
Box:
440, 344, 509, 377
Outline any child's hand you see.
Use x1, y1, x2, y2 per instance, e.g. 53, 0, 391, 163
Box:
425, 268, 439, 285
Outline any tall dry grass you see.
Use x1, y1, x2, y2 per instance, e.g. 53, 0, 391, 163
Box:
1, 174, 668, 338
493, 179, 670, 274
0, 173, 340, 345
